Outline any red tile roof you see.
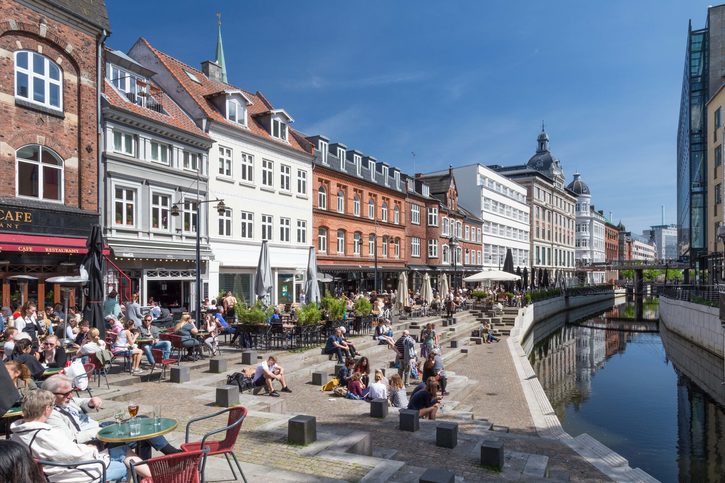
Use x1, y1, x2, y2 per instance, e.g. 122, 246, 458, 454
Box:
104, 79, 211, 141
138, 38, 312, 155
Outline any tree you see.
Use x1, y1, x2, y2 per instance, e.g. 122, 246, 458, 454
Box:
620, 269, 635, 280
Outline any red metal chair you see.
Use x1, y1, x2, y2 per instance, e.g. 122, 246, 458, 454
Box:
129, 449, 207, 483
181, 406, 248, 483
149, 348, 178, 382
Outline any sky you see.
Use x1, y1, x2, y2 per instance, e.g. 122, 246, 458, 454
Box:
106, 0, 716, 235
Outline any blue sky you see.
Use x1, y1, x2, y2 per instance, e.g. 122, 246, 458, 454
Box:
107, 0, 714, 234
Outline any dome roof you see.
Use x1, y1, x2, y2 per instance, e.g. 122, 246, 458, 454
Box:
567, 173, 590, 195
526, 126, 563, 181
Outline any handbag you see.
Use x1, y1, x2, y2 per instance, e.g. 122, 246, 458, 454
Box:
333, 386, 348, 397
321, 377, 339, 391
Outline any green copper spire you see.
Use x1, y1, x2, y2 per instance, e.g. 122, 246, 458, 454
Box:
215, 12, 228, 83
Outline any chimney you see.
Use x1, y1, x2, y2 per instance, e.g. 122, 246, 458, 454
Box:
201, 60, 223, 83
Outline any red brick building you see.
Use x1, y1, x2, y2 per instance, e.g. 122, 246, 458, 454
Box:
604, 220, 620, 282
307, 136, 407, 292
0, 0, 109, 307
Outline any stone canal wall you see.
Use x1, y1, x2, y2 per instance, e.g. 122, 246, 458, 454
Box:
659, 296, 723, 358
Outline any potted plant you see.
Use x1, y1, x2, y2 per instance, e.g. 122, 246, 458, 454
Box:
236, 301, 272, 325
297, 303, 322, 326
321, 293, 346, 322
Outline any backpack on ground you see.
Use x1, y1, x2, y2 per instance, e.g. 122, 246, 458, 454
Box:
227, 371, 255, 393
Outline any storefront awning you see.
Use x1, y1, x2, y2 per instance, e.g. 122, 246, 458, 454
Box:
0, 233, 109, 256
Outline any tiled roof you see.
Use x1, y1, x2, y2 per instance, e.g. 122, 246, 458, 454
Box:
47, 0, 110, 30
138, 38, 311, 155
103, 79, 211, 142
418, 172, 453, 196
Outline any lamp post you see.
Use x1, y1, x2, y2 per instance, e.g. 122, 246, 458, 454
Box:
449, 235, 459, 291
373, 220, 379, 293
717, 225, 725, 385
171, 198, 226, 324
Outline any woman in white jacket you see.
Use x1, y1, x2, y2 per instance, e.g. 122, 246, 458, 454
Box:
11, 390, 148, 482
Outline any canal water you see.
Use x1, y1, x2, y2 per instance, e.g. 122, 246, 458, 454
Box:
525, 298, 725, 483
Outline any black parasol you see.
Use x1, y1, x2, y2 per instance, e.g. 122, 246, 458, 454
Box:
542, 268, 550, 288
522, 267, 529, 290
82, 224, 106, 337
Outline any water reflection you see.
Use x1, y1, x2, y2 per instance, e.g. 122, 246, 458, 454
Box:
526, 300, 725, 483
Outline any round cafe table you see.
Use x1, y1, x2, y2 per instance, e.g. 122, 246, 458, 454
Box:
42, 367, 63, 378
2, 406, 22, 439
96, 417, 177, 444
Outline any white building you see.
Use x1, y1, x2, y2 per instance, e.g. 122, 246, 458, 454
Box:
631, 237, 657, 261
642, 224, 678, 260
129, 36, 314, 305
429, 164, 530, 270
567, 173, 606, 284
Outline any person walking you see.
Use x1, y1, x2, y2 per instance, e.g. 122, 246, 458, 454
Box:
394, 330, 417, 386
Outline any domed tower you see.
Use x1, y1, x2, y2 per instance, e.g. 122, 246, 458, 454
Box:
527, 124, 565, 188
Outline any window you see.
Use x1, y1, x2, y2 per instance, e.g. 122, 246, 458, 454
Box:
183, 152, 200, 171
15, 51, 62, 110
353, 232, 362, 255
279, 164, 290, 191
428, 239, 438, 258
151, 193, 170, 231
337, 230, 346, 254
318, 228, 328, 253
218, 208, 232, 236
113, 131, 135, 156
382, 236, 389, 257
353, 195, 361, 217
442, 218, 450, 236
261, 215, 273, 241
183, 200, 197, 233
226, 98, 245, 125
368, 234, 376, 257
716, 145, 722, 169
262, 159, 274, 188
334, 190, 344, 213
717, 184, 723, 205
319, 140, 328, 164
16, 145, 63, 201
272, 119, 287, 141
465, 226, 470, 240
393, 238, 400, 258
368, 198, 375, 219
318, 186, 327, 210
296, 220, 307, 243
354, 154, 362, 175
456, 222, 462, 238
338, 148, 346, 170
393, 205, 400, 224
297, 169, 307, 195
442, 245, 450, 264
381, 202, 388, 222
411, 237, 420, 257
241, 153, 254, 182
465, 250, 470, 265
477, 228, 482, 242
428, 207, 438, 226
411, 204, 420, 224
114, 187, 136, 226
240, 211, 253, 239
280, 217, 290, 242
218, 146, 232, 176
150, 141, 170, 165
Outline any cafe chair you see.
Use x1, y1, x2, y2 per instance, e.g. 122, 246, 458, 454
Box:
37, 458, 106, 482
181, 406, 248, 483
149, 348, 178, 382
130, 448, 208, 483
71, 363, 95, 398
89, 353, 111, 389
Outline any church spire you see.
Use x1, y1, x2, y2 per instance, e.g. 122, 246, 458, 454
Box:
536, 121, 550, 153
215, 12, 228, 83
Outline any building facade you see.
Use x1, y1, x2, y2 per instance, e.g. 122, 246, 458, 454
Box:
631, 237, 657, 261
0, 0, 109, 307
643, 224, 679, 261
494, 128, 576, 286
129, 37, 314, 306
101, 48, 214, 307
604, 221, 620, 282
307, 135, 407, 293
567, 173, 606, 284
433, 164, 530, 272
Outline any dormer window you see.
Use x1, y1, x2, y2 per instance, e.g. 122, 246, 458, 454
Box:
108, 63, 149, 107
272, 119, 288, 141
422, 185, 430, 197
354, 154, 362, 176
382, 166, 389, 186
369, 161, 376, 181
338, 148, 346, 170
319, 140, 328, 164
226, 98, 246, 125
394, 171, 400, 190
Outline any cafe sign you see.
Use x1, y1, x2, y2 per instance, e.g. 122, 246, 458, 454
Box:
0, 201, 99, 238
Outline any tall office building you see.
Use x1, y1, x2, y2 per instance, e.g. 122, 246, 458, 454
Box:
677, 4, 725, 266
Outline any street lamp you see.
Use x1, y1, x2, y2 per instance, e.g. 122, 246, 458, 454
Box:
449, 235, 459, 291
171, 198, 226, 324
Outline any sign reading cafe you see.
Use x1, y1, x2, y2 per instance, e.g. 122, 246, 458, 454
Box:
0, 202, 99, 237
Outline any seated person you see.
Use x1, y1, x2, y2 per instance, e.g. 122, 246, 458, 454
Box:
42, 375, 180, 458
407, 379, 442, 420
138, 315, 172, 365
324, 327, 350, 363
0, 440, 45, 482
73, 320, 91, 348
373, 320, 395, 347
4, 360, 37, 404
366, 370, 388, 401
78, 328, 106, 358
269, 307, 282, 325
174, 314, 201, 360
38, 335, 67, 368
113, 319, 144, 375
337, 358, 355, 387
338, 327, 359, 358
353, 356, 371, 387
3, 327, 18, 361
252, 356, 291, 397
346, 372, 366, 400
388, 373, 408, 408
11, 389, 149, 482
483, 322, 500, 343
8, 339, 44, 380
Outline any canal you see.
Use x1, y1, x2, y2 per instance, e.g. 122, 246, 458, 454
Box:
525, 298, 725, 483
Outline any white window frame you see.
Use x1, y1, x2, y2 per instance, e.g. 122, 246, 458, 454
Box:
218, 208, 232, 237
353, 232, 362, 255
297, 169, 307, 195
428, 239, 438, 258
240, 152, 254, 183
368, 198, 375, 220
442, 218, 450, 236
218, 146, 232, 177
296, 220, 307, 244
149, 141, 170, 165
337, 230, 346, 255
393, 238, 400, 258
150, 191, 172, 232
226, 98, 247, 126
411, 204, 420, 225
183, 151, 200, 172
279, 164, 291, 192
338, 148, 346, 170
182, 198, 199, 234
262, 159, 274, 188
15, 50, 63, 110
261, 214, 273, 241
381, 236, 389, 257
353, 195, 361, 217
381, 202, 388, 222
319, 140, 328, 164
428, 207, 438, 226
393, 205, 400, 224
318, 186, 327, 210
16, 145, 64, 202
113, 185, 137, 228
411, 237, 420, 257
113, 130, 136, 157
337, 190, 345, 213
240, 211, 253, 239
280, 217, 291, 242
318, 228, 328, 253
272, 118, 288, 141
368, 234, 376, 257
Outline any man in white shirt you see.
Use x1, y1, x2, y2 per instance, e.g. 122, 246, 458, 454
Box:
252, 356, 291, 397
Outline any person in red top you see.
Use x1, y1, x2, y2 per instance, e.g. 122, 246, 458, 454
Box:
346, 372, 366, 400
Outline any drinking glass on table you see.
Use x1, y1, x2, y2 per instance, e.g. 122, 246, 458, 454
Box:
127, 401, 139, 419
153, 405, 162, 428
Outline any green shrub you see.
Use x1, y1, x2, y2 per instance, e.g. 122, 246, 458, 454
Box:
235, 301, 273, 325
322, 293, 346, 321
471, 290, 487, 301
297, 303, 322, 325
353, 297, 373, 317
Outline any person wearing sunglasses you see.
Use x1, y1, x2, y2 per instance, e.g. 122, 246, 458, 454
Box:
37, 335, 67, 369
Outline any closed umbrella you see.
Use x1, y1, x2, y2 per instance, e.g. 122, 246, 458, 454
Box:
543, 269, 550, 288
304, 247, 321, 305
523, 267, 529, 290
537, 268, 543, 287
254, 240, 273, 304
396, 272, 409, 311
439, 273, 449, 298
421, 273, 434, 305
515, 266, 522, 291
81, 224, 105, 337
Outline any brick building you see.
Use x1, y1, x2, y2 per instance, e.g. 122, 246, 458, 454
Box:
307, 135, 407, 293
604, 221, 620, 282
0, 0, 109, 307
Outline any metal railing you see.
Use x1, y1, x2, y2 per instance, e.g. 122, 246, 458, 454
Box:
660, 284, 720, 306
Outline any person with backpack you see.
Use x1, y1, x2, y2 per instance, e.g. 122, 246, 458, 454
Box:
394, 330, 417, 386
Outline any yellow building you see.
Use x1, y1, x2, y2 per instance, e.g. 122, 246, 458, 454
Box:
706, 85, 725, 254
